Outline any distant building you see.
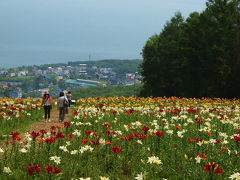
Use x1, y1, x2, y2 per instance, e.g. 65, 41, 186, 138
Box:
111, 78, 121, 86
17, 70, 28, 77
55, 76, 63, 81
99, 74, 108, 79
122, 78, 135, 85
65, 79, 103, 87
78, 64, 87, 75
126, 73, 135, 79
66, 66, 72, 70
99, 68, 112, 74
10, 73, 16, 77
42, 70, 48, 75
0, 71, 8, 75
91, 66, 97, 70
63, 70, 70, 75
34, 70, 43, 75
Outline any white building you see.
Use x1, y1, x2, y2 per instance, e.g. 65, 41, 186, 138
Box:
79, 64, 87, 75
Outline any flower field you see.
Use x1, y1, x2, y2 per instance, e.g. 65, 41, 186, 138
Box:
1, 97, 240, 179
0, 97, 42, 139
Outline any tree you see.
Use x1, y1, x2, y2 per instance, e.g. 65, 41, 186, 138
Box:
140, 0, 240, 98
140, 12, 184, 97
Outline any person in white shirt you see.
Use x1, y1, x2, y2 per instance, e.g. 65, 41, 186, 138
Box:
57, 92, 68, 122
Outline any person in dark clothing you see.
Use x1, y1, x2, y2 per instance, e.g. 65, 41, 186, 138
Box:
41, 91, 53, 122
67, 91, 72, 107
65, 91, 72, 114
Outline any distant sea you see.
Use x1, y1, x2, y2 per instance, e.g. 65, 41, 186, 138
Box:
0, 59, 71, 68
0, 51, 141, 68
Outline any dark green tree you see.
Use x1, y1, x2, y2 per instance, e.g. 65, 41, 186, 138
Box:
181, 0, 240, 97
140, 12, 184, 97
140, 0, 240, 98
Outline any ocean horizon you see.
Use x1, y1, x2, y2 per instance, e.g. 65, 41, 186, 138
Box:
0, 55, 141, 68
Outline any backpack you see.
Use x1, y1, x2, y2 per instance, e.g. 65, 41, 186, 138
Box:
63, 98, 68, 107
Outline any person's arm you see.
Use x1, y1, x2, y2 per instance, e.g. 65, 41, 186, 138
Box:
65, 96, 68, 103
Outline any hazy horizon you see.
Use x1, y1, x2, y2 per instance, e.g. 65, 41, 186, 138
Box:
0, 0, 207, 68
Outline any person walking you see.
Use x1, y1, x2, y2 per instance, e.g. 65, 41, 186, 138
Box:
65, 91, 72, 114
41, 91, 52, 122
67, 91, 72, 107
57, 92, 68, 122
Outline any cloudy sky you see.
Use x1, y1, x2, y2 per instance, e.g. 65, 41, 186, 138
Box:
0, 0, 207, 67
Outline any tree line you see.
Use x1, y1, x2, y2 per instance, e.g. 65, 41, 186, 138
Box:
140, 0, 240, 98
71, 84, 142, 99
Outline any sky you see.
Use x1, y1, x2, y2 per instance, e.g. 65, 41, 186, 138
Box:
0, 0, 207, 68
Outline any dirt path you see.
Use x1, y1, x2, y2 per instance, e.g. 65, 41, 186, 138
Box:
27, 107, 71, 133
0, 107, 72, 150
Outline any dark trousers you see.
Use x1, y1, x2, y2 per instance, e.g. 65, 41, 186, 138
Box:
65, 106, 69, 114
44, 105, 51, 119
65, 100, 71, 114
59, 107, 65, 122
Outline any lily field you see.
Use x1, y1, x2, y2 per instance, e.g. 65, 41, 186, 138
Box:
0, 97, 240, 179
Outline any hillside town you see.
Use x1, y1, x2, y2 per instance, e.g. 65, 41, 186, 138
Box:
0, 61, 142, 98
